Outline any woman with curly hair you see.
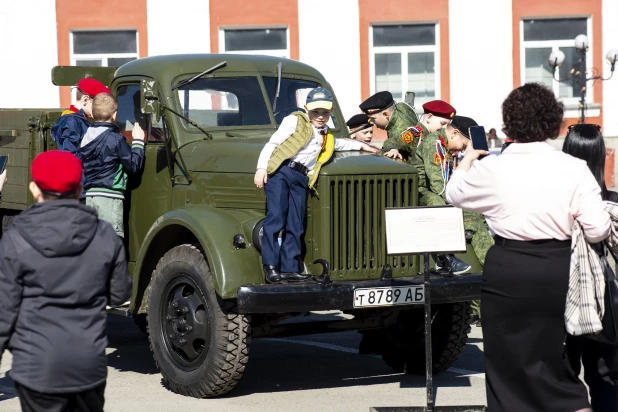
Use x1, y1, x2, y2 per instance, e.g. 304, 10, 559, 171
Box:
445, 83, 611, 411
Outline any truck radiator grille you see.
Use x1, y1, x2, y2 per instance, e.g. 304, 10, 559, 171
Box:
328, 175, 416, 275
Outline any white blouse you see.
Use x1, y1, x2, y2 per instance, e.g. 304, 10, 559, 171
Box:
446, 141, 610, 243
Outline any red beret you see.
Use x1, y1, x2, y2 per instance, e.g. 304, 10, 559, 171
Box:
77, 78, 111, 97
422, 100, 456, 119
32, 151, 83, 196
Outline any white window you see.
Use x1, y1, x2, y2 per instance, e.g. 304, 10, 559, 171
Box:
521, 18, 592, 104
71, 30, 138, 67
370, 24, 440, 106
219, 28, 289, 58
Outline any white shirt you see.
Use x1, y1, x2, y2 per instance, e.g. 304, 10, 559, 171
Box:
256, 114, 362, 172
445, 142, 610, 243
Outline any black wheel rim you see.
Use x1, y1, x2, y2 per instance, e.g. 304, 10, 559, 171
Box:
160, 275, 211, 370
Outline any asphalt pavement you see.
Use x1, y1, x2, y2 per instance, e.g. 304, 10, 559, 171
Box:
0, 312, 486, 412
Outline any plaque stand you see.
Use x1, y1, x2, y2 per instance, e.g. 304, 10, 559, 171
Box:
371, 207, 485, 412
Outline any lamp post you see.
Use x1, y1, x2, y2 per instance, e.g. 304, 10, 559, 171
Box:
548, 35, 617, 124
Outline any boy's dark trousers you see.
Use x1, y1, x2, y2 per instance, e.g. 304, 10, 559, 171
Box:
15, 382, 106, 412
262, 165, 308, 273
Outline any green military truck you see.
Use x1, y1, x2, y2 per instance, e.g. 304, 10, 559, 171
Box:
0, 55, 481, 398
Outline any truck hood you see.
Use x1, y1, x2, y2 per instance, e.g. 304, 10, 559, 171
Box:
181, 139, 418, 175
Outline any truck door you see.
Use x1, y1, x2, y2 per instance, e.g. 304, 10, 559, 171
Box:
113, 82, 172, 268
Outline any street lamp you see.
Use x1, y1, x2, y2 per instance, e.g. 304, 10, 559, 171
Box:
548, 34, 617, 124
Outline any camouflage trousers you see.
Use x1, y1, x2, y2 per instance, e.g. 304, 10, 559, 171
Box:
463, 210, 494, 318
463, 210, 494, 266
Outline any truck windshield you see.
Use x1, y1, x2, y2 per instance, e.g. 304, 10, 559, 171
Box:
176, 77, 272, 128
262, 77, 339, 128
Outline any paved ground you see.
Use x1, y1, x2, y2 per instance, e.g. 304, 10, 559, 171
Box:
0, 313, 486, 412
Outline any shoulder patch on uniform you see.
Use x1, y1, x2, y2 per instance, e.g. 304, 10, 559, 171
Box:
401, 130, 414, 144
434, 153, 441, 165
409, 126, 422, 137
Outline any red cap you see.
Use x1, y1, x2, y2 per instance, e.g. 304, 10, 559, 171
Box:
32, 151, 83, 196
422, 100, 456, 119
76, 78, 111, 97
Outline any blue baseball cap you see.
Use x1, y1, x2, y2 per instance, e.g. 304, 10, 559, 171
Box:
306, 87, 334, 111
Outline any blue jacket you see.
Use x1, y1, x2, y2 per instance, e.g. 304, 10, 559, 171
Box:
50, 110, 90, 154
78, 123, 145, 199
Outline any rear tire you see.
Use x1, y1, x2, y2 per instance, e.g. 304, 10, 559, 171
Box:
147, 244, 250, 398
361, 302, 473, 374
132, 313, 148, 336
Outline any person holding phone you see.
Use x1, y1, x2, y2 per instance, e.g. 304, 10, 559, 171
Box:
414, 115, 494, 279
446, 83, 609, 412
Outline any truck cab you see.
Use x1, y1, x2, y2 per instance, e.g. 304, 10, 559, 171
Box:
0, 54, 481, 398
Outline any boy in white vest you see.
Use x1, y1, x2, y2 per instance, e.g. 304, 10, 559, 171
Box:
254, 88, 379, 283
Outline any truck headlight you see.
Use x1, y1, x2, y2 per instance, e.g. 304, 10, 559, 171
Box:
252, 219, 265, 253
252, 219, 283, 254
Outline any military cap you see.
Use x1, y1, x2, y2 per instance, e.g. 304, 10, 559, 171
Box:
75, 78, 111, 97
346, 113, 372, 131
422, 100, 456, 119
359, 91, 395, 115
450, 115, 478, 139
32, 150, 83, 196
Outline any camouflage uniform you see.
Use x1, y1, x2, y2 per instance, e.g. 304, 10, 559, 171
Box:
380, 103, 420, 163
414, 130, 494, 266
415, 130, 493, 318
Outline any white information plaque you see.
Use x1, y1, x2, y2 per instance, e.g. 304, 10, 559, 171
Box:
385, 206, 466, 255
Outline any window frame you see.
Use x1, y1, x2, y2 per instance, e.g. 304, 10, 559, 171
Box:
114, 81, 166, 144
369, 23, 441, 105
519, 17, 593, 106
219, 26, 290, 58
70, 29, 139, 67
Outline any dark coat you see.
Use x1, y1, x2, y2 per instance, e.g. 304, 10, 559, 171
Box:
78, 122, 145, 198
50, 110, 90, 154
0, 200, 131, 393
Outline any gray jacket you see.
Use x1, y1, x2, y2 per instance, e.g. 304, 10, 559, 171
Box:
0, 200, 131, 393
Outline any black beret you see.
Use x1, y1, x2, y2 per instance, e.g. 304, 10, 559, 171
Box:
346, 113, 371, 129
450, 115, 478, 139
359, 91, 395, 114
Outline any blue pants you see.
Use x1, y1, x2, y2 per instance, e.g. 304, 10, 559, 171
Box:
262, 166, 308, 273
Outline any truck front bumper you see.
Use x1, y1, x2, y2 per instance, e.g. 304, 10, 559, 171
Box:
236, 273, 481, 314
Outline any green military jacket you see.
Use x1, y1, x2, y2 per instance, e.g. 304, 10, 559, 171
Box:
415, 129, 451, 206
380, 102, 419, 163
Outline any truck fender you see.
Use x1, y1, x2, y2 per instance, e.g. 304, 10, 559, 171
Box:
132, 205, 263, 313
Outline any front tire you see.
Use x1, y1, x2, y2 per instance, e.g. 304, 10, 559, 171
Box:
147, 244, 250, 398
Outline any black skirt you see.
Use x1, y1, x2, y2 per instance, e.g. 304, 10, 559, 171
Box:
482, 236, 590, 412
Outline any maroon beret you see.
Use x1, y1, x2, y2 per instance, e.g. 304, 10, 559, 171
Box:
422, 100, 456, 119
77, 78, 111, 97
32, 151, 83, 196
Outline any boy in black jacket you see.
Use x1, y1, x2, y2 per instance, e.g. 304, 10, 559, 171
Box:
0, 150, 132, 412
79, 93, 145, 238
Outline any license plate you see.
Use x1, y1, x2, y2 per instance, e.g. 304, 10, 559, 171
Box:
353, 285, 425, 308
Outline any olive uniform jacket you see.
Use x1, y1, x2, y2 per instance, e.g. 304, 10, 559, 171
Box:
380, 102, 419, 162
414, 129, 451, 206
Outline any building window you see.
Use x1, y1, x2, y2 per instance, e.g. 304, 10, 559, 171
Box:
220, 28, 289, 58
370, 24, 439, 105
521, 18, 591, 103
71, 30, 138, 67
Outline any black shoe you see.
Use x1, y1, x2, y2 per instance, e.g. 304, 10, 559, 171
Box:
435, 254, 471, 275
280, 272, 312, 282
263, 265, 281, 284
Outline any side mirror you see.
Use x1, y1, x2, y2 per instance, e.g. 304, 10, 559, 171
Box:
140, 79, 161, 122
405, 91, 415, 108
